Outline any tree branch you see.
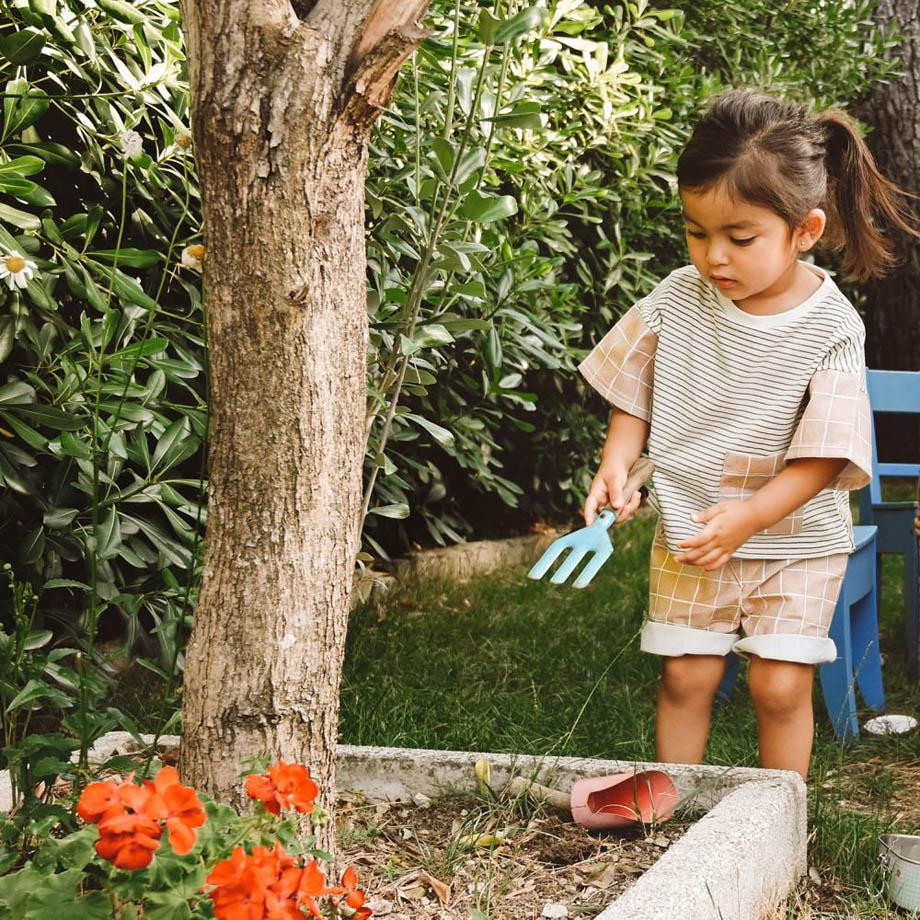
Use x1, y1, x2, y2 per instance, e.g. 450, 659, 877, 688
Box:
350, 0, 430, 67
337, 0, 432, 130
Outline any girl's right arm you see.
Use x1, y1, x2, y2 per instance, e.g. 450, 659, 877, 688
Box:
583, 409, 650, 525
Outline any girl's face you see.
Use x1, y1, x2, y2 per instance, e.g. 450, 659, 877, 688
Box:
680, 185, 823, 309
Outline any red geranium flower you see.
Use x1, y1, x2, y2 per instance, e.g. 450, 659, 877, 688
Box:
338, 865, 372, 919
148, 765, 207, 855
244, 762, 319, 817
76, 777, 123, 824
76, 767, 207, 870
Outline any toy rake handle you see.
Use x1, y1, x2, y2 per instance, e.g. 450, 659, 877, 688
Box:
621, 456, 655, 499
507, 776, 571, 812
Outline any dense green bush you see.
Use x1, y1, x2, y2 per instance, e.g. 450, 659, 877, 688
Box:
0, 0, 901, 601
365, 0, 899, 552
0, 0, 202, 760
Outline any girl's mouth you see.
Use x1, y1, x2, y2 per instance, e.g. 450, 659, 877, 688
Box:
712, 276, 737, 288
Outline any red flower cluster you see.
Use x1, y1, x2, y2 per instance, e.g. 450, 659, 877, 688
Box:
77, 766, 206, 870
245, 761, 319, 817
205, 842, 371, 920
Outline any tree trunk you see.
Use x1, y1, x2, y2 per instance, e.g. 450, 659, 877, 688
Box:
177, 0, 430, 846
861, 0, 920, 457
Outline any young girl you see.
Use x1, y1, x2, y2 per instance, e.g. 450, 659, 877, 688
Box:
579, 89, 917, 780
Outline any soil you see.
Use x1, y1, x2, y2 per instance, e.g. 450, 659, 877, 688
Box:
336, 793, 692, 919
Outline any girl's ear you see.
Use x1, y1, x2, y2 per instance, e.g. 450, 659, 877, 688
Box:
794, 208, 827, 252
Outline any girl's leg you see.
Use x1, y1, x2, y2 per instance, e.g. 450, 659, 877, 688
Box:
655, 654, 727, 764
747, 656, 814, 780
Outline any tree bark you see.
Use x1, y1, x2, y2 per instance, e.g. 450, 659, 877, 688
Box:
861, 0, 920, 456
177, 0, 430, 846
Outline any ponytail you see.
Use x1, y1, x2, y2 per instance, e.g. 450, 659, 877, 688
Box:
816, 110, 919, 282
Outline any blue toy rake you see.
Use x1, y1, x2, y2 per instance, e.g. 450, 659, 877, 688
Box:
528, 457, 655, 588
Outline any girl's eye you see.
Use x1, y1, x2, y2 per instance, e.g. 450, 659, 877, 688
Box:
686, 229, 705, 239
731, 237, 755, 246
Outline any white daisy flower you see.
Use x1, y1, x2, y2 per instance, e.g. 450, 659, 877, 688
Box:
0, 251, 37, 291
121, 130, 144, 159
180, 244, 205, 272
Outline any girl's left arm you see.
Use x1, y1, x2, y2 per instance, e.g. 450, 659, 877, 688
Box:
674, 457, 847, 570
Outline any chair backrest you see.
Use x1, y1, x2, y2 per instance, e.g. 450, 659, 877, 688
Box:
863, 369, 920, 507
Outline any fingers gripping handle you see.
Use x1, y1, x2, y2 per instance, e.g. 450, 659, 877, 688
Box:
605, 456, 655, 525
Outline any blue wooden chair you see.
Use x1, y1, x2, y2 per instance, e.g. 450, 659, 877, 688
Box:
859, 369, 920, 673
717, 525, 883, 742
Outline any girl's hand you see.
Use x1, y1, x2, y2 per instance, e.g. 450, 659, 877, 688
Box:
673, 500, 760, 570
583, 462, 644, 526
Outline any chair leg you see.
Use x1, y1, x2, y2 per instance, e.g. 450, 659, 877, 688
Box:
819, 590, 859, 742
851, 583, 885, 712
716, 652, 741, 704
906, 539, 919, 675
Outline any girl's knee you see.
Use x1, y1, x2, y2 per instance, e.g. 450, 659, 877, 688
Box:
748, 658, 813, 719
660, 654, 725, 702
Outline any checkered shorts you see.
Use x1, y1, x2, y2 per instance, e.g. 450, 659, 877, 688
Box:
640, 526, 847, 664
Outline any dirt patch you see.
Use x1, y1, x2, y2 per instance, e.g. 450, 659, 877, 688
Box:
337, 793, 692, 919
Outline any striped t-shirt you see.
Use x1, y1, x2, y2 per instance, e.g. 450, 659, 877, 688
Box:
579, 264, 872, 559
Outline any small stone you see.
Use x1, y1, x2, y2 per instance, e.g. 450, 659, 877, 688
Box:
412, 792, 431, 808
808, 866, 822, 885
541, 904, 568, 918
654, 835, 669, 848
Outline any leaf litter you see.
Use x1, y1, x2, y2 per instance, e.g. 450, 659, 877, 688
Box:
336, 792, 691, 919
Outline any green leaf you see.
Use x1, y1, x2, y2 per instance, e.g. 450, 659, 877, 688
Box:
478, 8, 501, 43
0, 202, 40, 231
405, 413, 455, 446
87, 248, 161, 269
152, 417, 189, 470
6, 678, 72, 712
368, 503, 410, 519
15, 406, 84, 431
107, 338, 169, 360
0, 412, 45, 450
0, 156, 44, 176
94, 507, 122, 560
430, 137, 455, 176
0, 381, 36, 406
458, 191, 518, 223
42, 577, 89, 590
59, 430, 91, 460
484, 325, 503, 368
10, 142, 79, 169
0, 29, 46, 65
0, 315, 13, 363
3, 81, 49, 139
96, 0, 147, 23
415, 324, 455, 347
42, 508, 79, 528
87, 261, 158, 311
23, 629, 52, 650
494, 7, 543, 43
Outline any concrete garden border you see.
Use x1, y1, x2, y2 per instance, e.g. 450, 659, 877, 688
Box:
0, 735, 806, 919
338, 744, 807, 920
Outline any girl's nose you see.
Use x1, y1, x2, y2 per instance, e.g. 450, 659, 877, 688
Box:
707, 244, 729, 266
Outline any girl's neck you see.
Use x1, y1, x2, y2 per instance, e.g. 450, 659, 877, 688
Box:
733, 261, 823, 316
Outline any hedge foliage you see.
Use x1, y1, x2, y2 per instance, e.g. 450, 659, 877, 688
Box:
0, 0, 900, 660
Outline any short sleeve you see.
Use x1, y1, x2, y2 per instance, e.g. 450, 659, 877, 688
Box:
785, 321, 872, 491
578, 305, 658, 422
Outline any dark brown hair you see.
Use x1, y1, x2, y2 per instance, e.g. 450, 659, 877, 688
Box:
676, 89, 918, 282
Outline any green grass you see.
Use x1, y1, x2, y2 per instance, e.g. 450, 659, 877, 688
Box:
340, 509, 920, 917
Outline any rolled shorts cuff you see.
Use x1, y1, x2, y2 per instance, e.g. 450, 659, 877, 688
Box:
640, 621, 737, 657
732, 634, 837, 665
